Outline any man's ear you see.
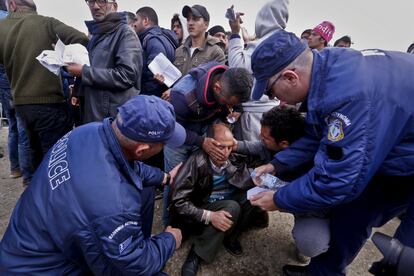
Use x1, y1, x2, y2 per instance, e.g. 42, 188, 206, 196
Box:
282, 70, 299, 86
212, 81, 221, 93
277, 140, 290, 150
134, 143, 150, 158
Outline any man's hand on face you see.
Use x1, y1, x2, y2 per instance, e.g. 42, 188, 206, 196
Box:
202, 138, 226, 161
250, 191, 278, 211
65, 63, 83, 78
165, 226, 182, 249
210, 210, 234, 232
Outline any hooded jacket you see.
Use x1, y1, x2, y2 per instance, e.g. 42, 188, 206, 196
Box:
139, 26, 179, 97
174, 33, 225, 75
79, 12, 143, 123
0, 119, 175, 275
271, 48, 414, 214
170, 62, 229, 146
228, 0, 289, 72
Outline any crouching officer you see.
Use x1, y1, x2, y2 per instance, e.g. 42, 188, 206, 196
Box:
0, 96, 185, 275
249, 30, 414, 275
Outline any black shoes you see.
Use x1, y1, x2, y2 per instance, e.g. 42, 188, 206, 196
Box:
282, 265, 312, 276
224, 238, 243, 256
181, 248, 201, 276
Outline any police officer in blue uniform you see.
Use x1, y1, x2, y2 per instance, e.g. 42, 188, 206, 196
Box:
0, 96, 186, 275
249, 30, 414, 275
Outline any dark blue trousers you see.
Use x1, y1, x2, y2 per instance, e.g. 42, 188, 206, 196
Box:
309, 174, 414, 275
140, 186, 156, 239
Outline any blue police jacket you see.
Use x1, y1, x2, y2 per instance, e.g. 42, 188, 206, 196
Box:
272, 48, 414, 213
0, 118, 175, 275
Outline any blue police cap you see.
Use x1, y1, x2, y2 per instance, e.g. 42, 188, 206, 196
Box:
251, 30, 307, 100
116, 96, 186, 147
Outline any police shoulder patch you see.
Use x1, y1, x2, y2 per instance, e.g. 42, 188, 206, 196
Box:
327, 118, 344, 142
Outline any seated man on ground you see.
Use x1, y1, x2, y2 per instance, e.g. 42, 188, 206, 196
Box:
170, 124, 266, 276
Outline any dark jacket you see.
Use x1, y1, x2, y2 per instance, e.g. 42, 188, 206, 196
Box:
174, 33, 225, 75
170, 151, 254, 224
139, 26, 178, 97
0, 11, 88, 105
170, 62, 229, 146
79, 12, 143, 123
272, 48, 414, 214
0, 118, 175, 275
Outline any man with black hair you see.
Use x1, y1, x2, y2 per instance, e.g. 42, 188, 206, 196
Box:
174, 4, 225, 75
135, 6, 178, 98
234, 106, 330, 261
300, 29, 312, 41
124, 11, 136, 29
334, 35, 352, 48
171, 13, 188, 45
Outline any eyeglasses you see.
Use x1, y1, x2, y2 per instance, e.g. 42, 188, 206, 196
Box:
85, 0, 115, 7
265, 72, 283, 98
265, 68, 295, 98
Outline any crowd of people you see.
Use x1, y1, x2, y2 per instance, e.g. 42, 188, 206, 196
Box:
0, 0, 413, 276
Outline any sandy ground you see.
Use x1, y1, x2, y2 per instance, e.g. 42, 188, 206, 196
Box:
0, 127, 399, 275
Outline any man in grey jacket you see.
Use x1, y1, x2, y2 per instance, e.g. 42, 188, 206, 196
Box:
67, 0, 142, 124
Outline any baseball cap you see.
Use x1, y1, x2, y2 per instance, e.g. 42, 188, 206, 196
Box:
251, 30, 307, 100
116, 96, 186, 147
182, 5, 210, 22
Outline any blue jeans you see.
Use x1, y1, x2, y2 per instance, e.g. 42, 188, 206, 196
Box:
162, 144, 200, 226
0, 88, 32, 181
308, 174, 414, 276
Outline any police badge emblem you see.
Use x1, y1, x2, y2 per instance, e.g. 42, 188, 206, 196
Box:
328, 119, 344, 142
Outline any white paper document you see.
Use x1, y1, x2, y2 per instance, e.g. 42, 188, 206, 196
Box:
247, 186, 270, 200
148, 53, 182, 87
36, 39, 90, 75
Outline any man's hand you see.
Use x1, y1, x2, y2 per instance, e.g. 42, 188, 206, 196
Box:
250, 191, 278, 211
165, 226, 182, 249
161, 89, 171, 101
229, 12, 244, 34
253, 163, 276, 186
66, 63, 83, 77
232, 139, 239, 152
210, 210, 233, 232
169, 162, 183, 186
154, 73, 165, 84
202, 138, 226, 161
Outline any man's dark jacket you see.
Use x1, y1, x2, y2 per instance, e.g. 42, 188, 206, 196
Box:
139, 26, 178, 97
79, 12, 143, 123
170, 151, 254, 224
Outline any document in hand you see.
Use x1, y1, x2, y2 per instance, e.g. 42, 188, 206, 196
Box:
148, 53, 182, 87
36, 39, 90, 75
247, 186, 270, 200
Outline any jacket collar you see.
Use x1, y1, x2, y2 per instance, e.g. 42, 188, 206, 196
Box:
85, 12, 126, 35
138, 25, 159, 41
102, 118, 143, 190
183, 33, 222, 51
7, 10, 37, 19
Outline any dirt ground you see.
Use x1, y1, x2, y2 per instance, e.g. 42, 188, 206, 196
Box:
0, 127, 399, 275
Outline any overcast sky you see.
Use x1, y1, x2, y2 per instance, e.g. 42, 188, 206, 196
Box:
35, 0, 413, 51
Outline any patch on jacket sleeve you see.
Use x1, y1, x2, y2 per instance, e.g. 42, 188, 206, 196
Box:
326, 112, 351, 142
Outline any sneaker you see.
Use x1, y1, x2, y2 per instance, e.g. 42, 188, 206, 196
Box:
10, 169, 22, 179
224, 238, 243, 256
